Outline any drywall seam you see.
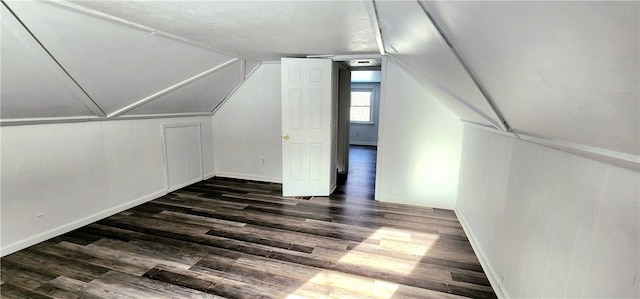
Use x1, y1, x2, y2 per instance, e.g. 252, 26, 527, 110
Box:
214, 172, 282, 184
0, 189, 167, 257
455, 210, 511, 299
210, 62, 263, 115
108, 58, 240, 118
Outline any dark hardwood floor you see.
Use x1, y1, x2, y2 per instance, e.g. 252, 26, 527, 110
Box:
335, 146, 376, 200
0, 146, 495, 299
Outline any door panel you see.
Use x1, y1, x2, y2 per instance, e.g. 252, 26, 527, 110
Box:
281, 58, 333, 196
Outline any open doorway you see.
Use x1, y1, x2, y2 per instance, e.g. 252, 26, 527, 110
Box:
335, 67, 382, 201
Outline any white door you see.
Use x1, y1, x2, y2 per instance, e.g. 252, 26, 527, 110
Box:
281, 58, 333, 196
163, 123, 203, 192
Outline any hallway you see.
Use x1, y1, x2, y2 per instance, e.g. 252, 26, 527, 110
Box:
334, 145, 377, 201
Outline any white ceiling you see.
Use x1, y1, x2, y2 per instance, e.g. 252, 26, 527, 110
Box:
68, 0, 380, 61
423, 0, 639, 155
1, 5, 96, 119
376, 0, 503, 128
1, 0, 638, 159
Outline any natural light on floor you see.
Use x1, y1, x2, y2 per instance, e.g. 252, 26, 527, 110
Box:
285, 227, 440, 298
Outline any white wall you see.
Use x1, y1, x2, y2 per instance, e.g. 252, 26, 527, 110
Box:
457, 125, 639, 298
0, 116, 214, 256
349, 82, 380, 146
212, 63, 282, 183
375, 57, 463, 209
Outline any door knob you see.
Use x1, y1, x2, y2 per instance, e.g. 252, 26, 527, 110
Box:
283, 134, 289, 140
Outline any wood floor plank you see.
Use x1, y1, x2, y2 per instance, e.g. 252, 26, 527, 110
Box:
86, 238, 203, 270
4, 250, 109, 283
0, 283, 55, 299
0, 260, 58, 291
80, 270, 223, 299
1, 146, 496, 299
38, 241, 155, 276
32, 284, 82, 299
42, 276, 90, 297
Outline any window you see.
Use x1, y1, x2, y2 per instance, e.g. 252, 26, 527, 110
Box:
350, 89, 373, 123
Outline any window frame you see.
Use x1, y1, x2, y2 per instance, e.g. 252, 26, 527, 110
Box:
349, 88, 375, 124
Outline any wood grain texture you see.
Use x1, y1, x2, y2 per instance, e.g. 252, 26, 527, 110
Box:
1, 146, 495, 298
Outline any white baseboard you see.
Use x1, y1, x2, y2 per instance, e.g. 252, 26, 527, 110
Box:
455, 210, 510, 299
0, 189, 166, 257
204, 171, 216, 180
215, 171, 282, 184
375, 195, 454, 210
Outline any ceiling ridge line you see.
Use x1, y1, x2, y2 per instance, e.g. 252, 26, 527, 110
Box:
2, 0, 107, 118
386, 55, 503, 130
45, 0, 257, 62
108, 58, 240, 118
417, 0, 511, 132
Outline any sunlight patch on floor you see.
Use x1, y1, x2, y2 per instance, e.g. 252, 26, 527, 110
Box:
285, 227, 440, 298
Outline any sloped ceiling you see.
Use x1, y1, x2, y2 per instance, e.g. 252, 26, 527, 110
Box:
422, 1, 639, 156
376, 0, 503, 128
374, 0, 638, 158
66, 0, 380, 61
1, 1, 638, 160
1, 5, 98, 119
1, 0, 246, 120
125, 60, 242, 115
